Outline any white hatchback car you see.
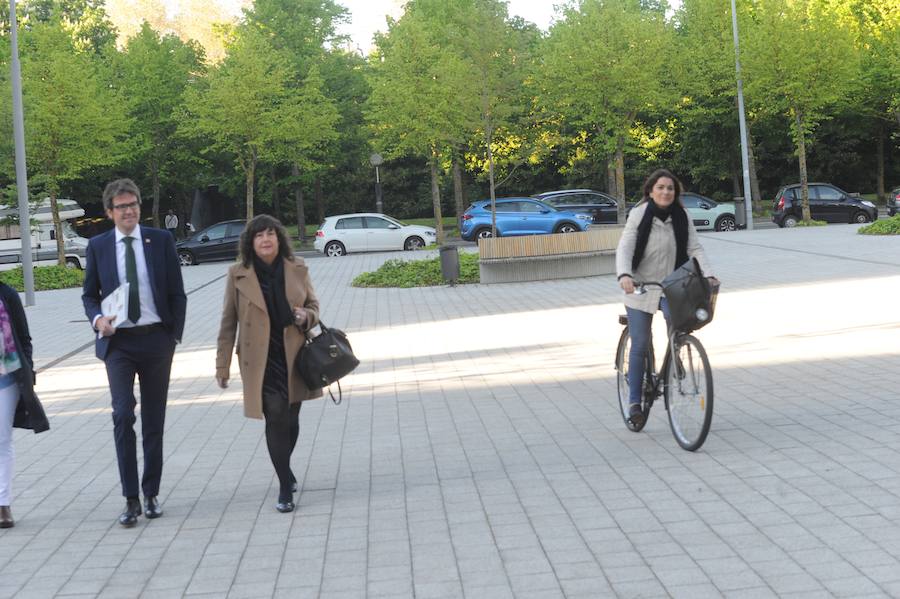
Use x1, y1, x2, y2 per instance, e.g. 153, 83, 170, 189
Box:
314, 213, 438, 257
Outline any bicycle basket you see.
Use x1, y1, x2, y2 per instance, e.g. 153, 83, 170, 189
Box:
661, 257, 718, 333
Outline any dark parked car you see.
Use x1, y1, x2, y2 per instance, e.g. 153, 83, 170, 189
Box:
533, 189, 619, 224
459, 198, 591, 240
772, 183, 877, 227
887, 186, 900, 217
176, 219, 245, 265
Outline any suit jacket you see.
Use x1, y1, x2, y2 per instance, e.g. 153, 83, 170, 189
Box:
81, 225, 187, 360
216, 258, 322, 419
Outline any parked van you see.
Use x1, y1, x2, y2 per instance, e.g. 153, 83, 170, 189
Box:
0, 198, 89, 269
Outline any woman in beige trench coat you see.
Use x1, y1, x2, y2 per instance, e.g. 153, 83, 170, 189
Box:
216, 215, 321, 513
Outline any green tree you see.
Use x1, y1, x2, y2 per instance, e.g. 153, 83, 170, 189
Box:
181, 25, 337, 220
117, 22, 204, 227
450, 2, 535, 234
0, 20, 130, 264
538, 0, 677, 222
743, 0, 859, 221
367, 1, 476, 243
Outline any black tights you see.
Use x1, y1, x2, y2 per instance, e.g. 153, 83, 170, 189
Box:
262, 390, 301, 501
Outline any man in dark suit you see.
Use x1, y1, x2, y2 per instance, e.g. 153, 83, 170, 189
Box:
82, 179, 187, 527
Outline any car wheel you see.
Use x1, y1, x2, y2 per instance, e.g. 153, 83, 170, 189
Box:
65, 257, 82, 270
178, 250, 195, 266
782, 214, 800, 228
404, 236, 425, 250
475, 227, 493, 240
324, 241, 346, 257
715, 215, 737, 232
555, 223, 579, 234
853, 211, 870, 224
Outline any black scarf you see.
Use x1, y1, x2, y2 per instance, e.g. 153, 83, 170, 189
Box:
253, 256, 294, 329
631, 199, 689, 272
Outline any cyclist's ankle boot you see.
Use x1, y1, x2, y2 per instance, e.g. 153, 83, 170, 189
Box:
628, 403, 645, 426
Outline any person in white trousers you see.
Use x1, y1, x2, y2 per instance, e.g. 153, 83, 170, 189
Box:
0, 281, 49, 529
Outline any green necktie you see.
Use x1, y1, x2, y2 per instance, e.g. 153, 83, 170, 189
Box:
124, 236, 141, 323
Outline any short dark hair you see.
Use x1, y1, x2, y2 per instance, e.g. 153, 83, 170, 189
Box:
239, 214, 294, 267
642, 169, 683, 204
103, 179, 142, 211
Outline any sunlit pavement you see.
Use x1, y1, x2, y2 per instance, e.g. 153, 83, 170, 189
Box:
2, 223, 900, 598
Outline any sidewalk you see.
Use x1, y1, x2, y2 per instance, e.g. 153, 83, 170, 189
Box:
2, 224, 900, 598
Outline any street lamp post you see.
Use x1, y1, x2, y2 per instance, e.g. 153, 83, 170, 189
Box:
369, 153, 383, 214
9, 0, 35, 304
731, 0, 754, 230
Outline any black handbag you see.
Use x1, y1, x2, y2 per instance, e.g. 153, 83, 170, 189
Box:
295, 321, 359, 405
661, 257, 719, 333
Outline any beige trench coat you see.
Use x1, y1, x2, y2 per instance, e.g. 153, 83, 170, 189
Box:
615, 201, 714, 314
216, 258, 322, 419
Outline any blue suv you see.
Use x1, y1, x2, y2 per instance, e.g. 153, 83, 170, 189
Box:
460, 198, 592, 241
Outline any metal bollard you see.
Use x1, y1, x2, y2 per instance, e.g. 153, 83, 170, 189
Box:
439, 245, 460, 284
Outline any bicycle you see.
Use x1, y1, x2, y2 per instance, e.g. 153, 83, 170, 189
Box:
614, 280, 718, 451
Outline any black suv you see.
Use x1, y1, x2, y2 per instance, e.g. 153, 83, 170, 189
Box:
533, 189, 619, 224
887, 187, 900, 217
772, 183, 877, 227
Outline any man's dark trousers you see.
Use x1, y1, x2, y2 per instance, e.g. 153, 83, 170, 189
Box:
106, 326, 175, 498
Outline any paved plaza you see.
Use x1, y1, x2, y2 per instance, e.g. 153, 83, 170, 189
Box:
1, 224, 900, 598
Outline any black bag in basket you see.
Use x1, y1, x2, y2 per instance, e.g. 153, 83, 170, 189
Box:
661, 257, 718, 333
295, 322, 359, 404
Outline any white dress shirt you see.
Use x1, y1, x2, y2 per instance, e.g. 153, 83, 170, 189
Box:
113, 225, 162, 328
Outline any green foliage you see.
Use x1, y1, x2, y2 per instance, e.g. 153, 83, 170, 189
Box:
795, 219, 827, 227
180, 25, 339, 218
0, 265, 84, 291
858, 215, 900, 235
352, 251, 479, 287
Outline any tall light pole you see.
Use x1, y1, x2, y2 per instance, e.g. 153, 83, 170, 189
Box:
731, 0, 754, 230
369, 153, 383, 214
9, 0, 35, 303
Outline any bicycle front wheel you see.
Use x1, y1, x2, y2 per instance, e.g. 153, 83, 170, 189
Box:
664, 334, 713, 451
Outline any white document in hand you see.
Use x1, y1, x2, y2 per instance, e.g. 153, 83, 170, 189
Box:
100, 282, 129, 331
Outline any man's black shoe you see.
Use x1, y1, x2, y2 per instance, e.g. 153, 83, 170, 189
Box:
144, 496, 162, 519
119, 497, 142, 527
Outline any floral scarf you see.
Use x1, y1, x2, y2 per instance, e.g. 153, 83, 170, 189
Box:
0, 300, 21, 376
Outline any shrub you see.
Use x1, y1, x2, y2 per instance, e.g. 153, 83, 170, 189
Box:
0, 265, 85, 291
352, 252, 480, 287
859, 215, 900, 235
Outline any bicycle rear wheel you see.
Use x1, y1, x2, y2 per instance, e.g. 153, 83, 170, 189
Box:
664, 334, 713, 451
615, 326, 652, 432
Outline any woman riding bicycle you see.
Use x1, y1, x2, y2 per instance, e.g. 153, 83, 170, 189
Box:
616, 169, 718, 428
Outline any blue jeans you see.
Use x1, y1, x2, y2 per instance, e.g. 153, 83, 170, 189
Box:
626, 299, 671, 406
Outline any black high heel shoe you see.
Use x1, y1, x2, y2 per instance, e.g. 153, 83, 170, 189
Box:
276, 488, 295, 513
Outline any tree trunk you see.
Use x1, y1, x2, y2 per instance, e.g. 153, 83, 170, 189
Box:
794, 111, 811, 222
876, 123, 885, 205
151, 161, 161, 229
747, 132, 762, 213
607, 159, 617, 199
293, 163, 306, 241
430, 150, 445, 245
314, 175, 324, 225
50, 191, 65, 266
730, 151, 742, 198
486, 121, 498, 238
245, 150, 256, 220
615, 136, 626, 224
272, 165, 281, 221
452, 151, 464, 219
